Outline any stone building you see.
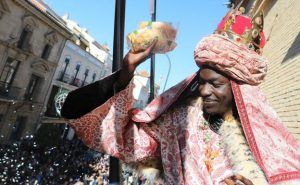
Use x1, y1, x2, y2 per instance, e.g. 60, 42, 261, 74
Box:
231, 0, 300, 142
0, 0, 72, 143
41, 15, 113, 141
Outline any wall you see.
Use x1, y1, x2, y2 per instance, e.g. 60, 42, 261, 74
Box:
260, 0, 300, 142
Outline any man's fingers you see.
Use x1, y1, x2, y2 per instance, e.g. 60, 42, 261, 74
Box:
124, 39, 158, 70
224, 178, 235, 185
137, 40, 157, 63
144, 39, 158, 54
233, 175, 254, 185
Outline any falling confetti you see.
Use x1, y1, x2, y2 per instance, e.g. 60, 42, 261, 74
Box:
0, 137, 110, 184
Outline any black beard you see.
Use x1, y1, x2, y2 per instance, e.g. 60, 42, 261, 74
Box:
203, 111, 224, 133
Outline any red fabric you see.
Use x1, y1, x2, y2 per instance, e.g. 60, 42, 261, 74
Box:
231, 82, 300, 184
216, 14, 266, 48
217, 15, 252, 35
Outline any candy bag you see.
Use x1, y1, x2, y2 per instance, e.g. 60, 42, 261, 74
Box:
127, 21, 177, 54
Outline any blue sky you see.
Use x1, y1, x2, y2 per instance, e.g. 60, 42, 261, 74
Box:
45, 0, 228, 92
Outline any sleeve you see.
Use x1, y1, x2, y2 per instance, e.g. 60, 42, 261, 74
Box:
61, 71, 122, 119
67, 81, 160, 163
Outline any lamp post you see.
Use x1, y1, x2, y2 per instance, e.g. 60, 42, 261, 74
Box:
112, 0, 126, 72
149, 0, 156, 102
110, 0, 126, 184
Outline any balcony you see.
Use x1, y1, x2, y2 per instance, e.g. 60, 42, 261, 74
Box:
0, 82, 22, 100
70, 78, 82, 87
57, 72, 83, 87
57, 71, 71, 83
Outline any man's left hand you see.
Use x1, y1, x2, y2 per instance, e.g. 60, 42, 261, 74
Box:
224, 175, 254, 185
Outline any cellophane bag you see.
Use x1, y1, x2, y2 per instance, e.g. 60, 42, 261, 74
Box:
127, 21, 177, 54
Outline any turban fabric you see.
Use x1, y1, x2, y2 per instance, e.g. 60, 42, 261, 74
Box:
194, 34, 267, 85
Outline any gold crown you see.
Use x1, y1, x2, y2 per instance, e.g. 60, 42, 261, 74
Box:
215, 3, 266, 54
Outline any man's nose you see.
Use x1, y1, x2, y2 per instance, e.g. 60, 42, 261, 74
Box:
199, 84, 212, 97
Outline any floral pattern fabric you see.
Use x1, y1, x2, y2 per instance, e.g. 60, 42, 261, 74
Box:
69, 82, 234, 185
231, 82, 300, 184
69, 78, 300, 184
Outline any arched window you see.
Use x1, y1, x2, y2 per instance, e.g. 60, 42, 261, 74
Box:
71, 63, 81, 86
18, 15, 38, 51
92, 72, 97, 82
75, 63, 81, 73
41, 44, 52, 60
59, 56, 71, 82
41, 31, 58, 60
81, 67, 90, 87
17, 26, 33, 50
0, 57, 20, 88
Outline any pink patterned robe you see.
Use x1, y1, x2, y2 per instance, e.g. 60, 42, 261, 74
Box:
69, 75, 300, 184
69, 80, 235, 184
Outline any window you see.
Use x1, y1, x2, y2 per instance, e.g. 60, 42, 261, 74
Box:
0, 57, 20, 88
79, 42, 88, 51
17, 28, 32, 50
71, 63, 81, 86
10, 116, 27, 141
92, 72, 97, 82
64, 56, 71, 65
84, 68, 89, 76
24, 74, 41, 101
59, 56, 71, 82
0, 114, 3, 122
101, 70, 107, 78
75, 63, 81, 73
81, 68, 89, 87
41, 44, 52, 60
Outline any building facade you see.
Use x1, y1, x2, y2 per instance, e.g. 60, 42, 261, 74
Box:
132, 70, 160, 109
231, 0, 300, 142
0, 0, 72, 143
41, 15, 113, 141
43, 40, 109, 121
62, 14, 112, 76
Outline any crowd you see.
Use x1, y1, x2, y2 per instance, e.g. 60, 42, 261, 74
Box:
0, 135, 110, 185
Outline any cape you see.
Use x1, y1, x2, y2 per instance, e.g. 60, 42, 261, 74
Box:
131, 73, 300, 184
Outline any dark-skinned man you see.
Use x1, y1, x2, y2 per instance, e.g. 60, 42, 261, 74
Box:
62, 7, 300, 185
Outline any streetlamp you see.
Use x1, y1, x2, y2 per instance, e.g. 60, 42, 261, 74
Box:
110, 0, 126, 184
149, 0, 156, 102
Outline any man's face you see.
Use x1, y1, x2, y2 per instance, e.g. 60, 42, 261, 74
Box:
198, 67, 233, 116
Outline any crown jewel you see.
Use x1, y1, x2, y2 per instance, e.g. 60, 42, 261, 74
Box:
215, 4, 266, 54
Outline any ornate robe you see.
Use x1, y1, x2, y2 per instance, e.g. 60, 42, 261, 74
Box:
67, 74, 300, 185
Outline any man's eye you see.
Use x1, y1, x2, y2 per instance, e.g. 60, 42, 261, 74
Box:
198, 81, 205, 85
212, 83, 222, 88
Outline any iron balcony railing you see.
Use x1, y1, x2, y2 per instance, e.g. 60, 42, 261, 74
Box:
57, 71, 84, 87
57, 71, 71, 83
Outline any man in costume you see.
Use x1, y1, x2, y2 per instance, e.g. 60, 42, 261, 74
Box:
61, 8, 300, 185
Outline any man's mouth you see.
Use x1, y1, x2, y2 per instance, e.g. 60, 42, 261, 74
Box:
203, 99, 218, 108
203, 99, 218, 103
